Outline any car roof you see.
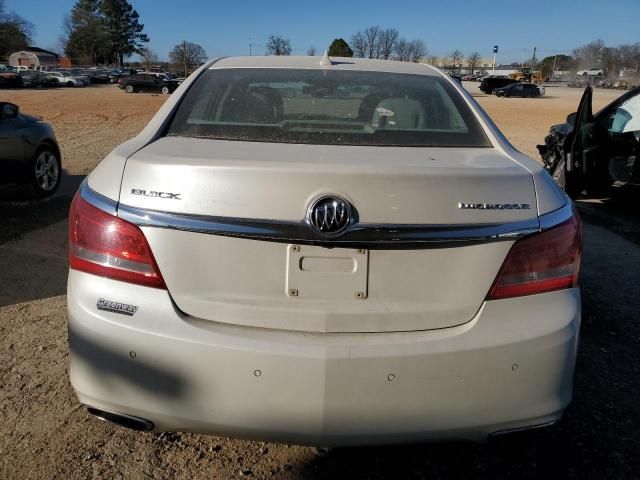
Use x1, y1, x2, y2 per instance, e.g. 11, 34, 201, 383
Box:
210, 56, 442, 77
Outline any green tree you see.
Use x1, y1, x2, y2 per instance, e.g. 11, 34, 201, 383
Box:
0, 0, 33, 58
100, 0, 149, 66
65, 0, 109, 64
327, 38, 353, 57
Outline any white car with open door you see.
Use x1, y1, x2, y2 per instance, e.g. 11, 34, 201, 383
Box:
68, 55, 582, 446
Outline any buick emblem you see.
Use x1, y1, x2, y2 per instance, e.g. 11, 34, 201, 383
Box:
307, 196, 353, 236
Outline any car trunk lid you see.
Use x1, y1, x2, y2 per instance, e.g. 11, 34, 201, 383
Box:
118, 137, 538, 333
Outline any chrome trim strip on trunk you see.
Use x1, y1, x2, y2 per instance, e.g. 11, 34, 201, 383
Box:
79, 179, 118, 215
539, 197, 574, 229
79, 182, 573, 249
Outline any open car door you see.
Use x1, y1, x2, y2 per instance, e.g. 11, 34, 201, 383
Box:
562, 86, 594, 195
566, 86, 640, 195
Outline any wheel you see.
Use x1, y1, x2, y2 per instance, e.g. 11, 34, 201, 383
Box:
161, 86, 170, 94
67, 81, 74, 87
29, 147, 61, 198
125, 85, 134, 93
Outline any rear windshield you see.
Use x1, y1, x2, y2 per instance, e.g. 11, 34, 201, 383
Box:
167, 68, 491, 147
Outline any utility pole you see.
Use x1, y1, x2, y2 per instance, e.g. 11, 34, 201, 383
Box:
183, 40, 187, 77
531, 46, 537, 69
249, 37, 252, 56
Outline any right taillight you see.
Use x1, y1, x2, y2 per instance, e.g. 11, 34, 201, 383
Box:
487, 213, 582, 300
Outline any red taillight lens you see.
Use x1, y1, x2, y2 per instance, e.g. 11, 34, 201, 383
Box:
69, 194, 166, 289
487, 214, 582, 300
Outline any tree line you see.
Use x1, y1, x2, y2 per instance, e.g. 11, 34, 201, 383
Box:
4, 3, 640, 78
572, 39, 640, 75
350, 27, 426, 62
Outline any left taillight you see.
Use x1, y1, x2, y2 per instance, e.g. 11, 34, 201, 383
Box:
68, 193, 166, 289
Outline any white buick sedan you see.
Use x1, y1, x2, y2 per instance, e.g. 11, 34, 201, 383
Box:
68, 55, 581, 445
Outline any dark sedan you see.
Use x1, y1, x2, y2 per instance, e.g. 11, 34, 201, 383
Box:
118, 73, 179, 94
494, 83, 543, 97
0, 102, 62, 198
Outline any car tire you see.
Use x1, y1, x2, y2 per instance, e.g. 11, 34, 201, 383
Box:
161, 86, 170, 94
67, 81, 74, 87
125, 85, 134, 93
28, 146, 62, 198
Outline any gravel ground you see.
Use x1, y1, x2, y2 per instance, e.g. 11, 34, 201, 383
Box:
1, 83, 639, 479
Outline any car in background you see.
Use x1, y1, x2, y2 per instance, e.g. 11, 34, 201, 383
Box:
83, 69, 111, 84
70, 56, 582, 446
46, 71, 86, 87
577, 68, 604, 77
118, 73, 179, 94
479, 76, 517, 94
538, 85, 640, 196
0, 65, 23, 88
108, 69, 128, 83
494, 82, 545, 98
67, 69, 92, 85
141, 71, 183, 84
0, 102, 62, 197
19, 71, 58, 88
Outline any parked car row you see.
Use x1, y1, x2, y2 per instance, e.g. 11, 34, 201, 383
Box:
0, 65, 132, 89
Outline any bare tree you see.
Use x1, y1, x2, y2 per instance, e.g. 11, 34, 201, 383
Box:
350, 31, 367, 58
139, 47, 158, 68
363, 25, 380, 58
353, 26, 425, 63
407, 39, 427, 63
572, 39, 606, 68
467, 51, 481, 74
169, 41, 207, 74
393, 37, 409, 62
449, 49, 463, 72
378, 27, 399, 60
307, 45, 316, 56
426, 55, 439, 66
617, 43, 640, 69
266, 34, 291, 55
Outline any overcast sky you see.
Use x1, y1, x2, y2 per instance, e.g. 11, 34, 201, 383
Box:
8, 0, 640, 62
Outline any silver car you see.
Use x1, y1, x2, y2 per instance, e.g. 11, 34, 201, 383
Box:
67, 56, 582, 445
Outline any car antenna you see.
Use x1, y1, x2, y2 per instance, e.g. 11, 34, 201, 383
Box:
320, 50, 334, 67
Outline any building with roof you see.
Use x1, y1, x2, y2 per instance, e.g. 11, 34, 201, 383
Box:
8, 47, 59, 68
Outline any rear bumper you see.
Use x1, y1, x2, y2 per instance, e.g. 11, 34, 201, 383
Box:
68, 270, 580, 446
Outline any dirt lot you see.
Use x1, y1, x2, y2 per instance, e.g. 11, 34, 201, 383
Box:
1, 84, 639, 480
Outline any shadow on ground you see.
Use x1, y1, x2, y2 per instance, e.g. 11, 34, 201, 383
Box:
0, 173, 84, 306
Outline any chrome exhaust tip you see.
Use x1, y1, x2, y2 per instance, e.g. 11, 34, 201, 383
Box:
87, 407, 154, 432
